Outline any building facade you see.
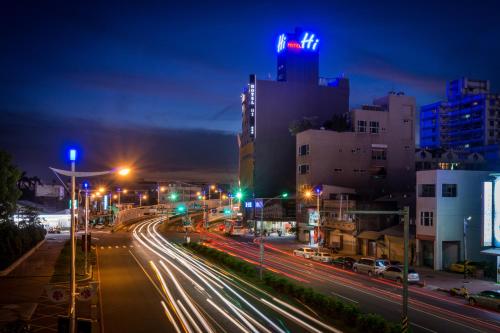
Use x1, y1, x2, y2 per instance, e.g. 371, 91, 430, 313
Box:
296, 92, 416, 198
239, 28, 350, 199
416, 169, 494, 270
420, 78, 500, 160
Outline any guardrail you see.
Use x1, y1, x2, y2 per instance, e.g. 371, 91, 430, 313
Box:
115, 199, 225, 226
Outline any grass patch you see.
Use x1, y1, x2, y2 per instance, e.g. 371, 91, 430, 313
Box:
51, 238, 95, 283
184, 242, 404, 333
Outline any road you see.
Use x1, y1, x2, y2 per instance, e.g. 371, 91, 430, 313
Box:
199, 230, 500, 333
94, 217, 342, 333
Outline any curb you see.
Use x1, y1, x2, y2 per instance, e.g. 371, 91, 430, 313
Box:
0, 239, 47, 276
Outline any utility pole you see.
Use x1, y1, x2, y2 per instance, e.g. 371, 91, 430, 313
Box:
84, 188, 89, 274
260, 200, 264, 280
69, 152, 76, 333
347, 206, 410, 333
402, 206, 409, 333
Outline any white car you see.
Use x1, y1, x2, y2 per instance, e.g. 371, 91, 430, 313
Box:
293, 247, 315, 259
311, 252, 333, 263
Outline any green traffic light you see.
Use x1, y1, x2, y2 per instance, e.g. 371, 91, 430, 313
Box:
282, 192, 288, 198
236, 190, 243, 200
177, 205, 185, 213
169, 193, 178, 201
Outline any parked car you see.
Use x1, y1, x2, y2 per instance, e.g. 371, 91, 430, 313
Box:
48, 226, 61, 234
293, 247, 315, 259
311, 251, 333, 263
449, 261, 479, 275
331, 256, 356, 270
466, 290, 500, 311
353, 258, 390, 276
380, 266, 420, 284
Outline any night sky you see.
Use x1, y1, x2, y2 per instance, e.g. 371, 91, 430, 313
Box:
1, 0, 500, 181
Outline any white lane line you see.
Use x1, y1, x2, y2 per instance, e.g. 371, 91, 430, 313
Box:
129, 245, 134, 248
122, 245, 127, 248
100, 246, 104, 250
115, 245, 119, 249
108, 246, 112, 249
331, 291, 359, 304
410, 322, 438, 333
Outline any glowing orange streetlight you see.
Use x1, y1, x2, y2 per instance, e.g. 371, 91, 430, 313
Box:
117, 167, 131, 176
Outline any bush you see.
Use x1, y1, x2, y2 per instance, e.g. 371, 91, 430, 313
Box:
357, 313, 388, 333
0, 222, 46, 270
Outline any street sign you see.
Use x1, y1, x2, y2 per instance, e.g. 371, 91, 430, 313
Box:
46, 286, 68, 303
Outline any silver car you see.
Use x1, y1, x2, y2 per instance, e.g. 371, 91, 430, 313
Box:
353, 258, 390, 277
311, 251, 333, 263
293, 247, 315, 259
380, 266, 420, 284
467, 290, 500, 311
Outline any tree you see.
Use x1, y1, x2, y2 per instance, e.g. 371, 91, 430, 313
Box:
0, 151, 22, 222
17, 171, 42, 201
289, 117, 318, 135
323, 114, 350, 132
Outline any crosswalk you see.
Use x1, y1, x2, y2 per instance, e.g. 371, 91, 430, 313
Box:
99, 245, 139, 250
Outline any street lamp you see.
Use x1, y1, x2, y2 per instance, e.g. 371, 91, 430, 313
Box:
49, 158, 130, 333
303, 187, 322, 246
158, 185, 166, 205
464, 216, 472, 280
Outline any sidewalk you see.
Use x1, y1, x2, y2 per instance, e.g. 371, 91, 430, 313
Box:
0, 234, 68, 329
418, 267, 499, 294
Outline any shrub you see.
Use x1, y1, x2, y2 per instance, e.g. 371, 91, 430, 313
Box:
357, 313, 388, 333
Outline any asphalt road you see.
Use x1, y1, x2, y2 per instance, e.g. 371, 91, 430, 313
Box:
94, 230, 174, 333
93, 218, 341, 333
200, 230, 500, 333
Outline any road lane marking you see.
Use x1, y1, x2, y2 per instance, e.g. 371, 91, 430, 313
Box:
108, 246, 112, 249
115, 246, 119, 249
100, 246, 104, 250
122, 245, 127, 248
410, 322, 437, 333
330, 291, 358, 304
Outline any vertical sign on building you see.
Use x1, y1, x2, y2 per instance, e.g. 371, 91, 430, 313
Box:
483, 181, 493, 247
495, 176, 500, 247
249, 74, 256, 139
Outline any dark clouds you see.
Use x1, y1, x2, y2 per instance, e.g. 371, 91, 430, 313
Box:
0, 110, 238, 182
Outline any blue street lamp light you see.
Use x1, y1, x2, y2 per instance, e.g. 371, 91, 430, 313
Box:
69, 149, 77, 162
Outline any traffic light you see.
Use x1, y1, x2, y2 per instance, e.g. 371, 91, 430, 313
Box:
177, 205, 186, 213
236, 190, 243, 200
224, 208, 231, 215
281, 192, 288, 198
169, 193, 178, 201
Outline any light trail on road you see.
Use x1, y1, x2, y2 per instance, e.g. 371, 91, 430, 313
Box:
130, 217, 342, 333
203, 231, 500, 333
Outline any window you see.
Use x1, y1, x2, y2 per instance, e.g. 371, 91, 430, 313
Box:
420, 211, 434, 226
298, 164, 310, 175
298, 144, 310, 156
334, 168, 342, 172
371, 150, 387, 160
357, 120, 367, 133
369, 121, 379, 134
419, 184, 435, 197
442, 184, 457, 197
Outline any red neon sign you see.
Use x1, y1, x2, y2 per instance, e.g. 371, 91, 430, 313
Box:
287, 41, 301, 49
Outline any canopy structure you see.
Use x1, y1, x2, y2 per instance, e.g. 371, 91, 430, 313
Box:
49, 167, 113, 178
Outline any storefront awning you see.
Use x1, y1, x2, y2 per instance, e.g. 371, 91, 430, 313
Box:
357, 231, 381, 240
